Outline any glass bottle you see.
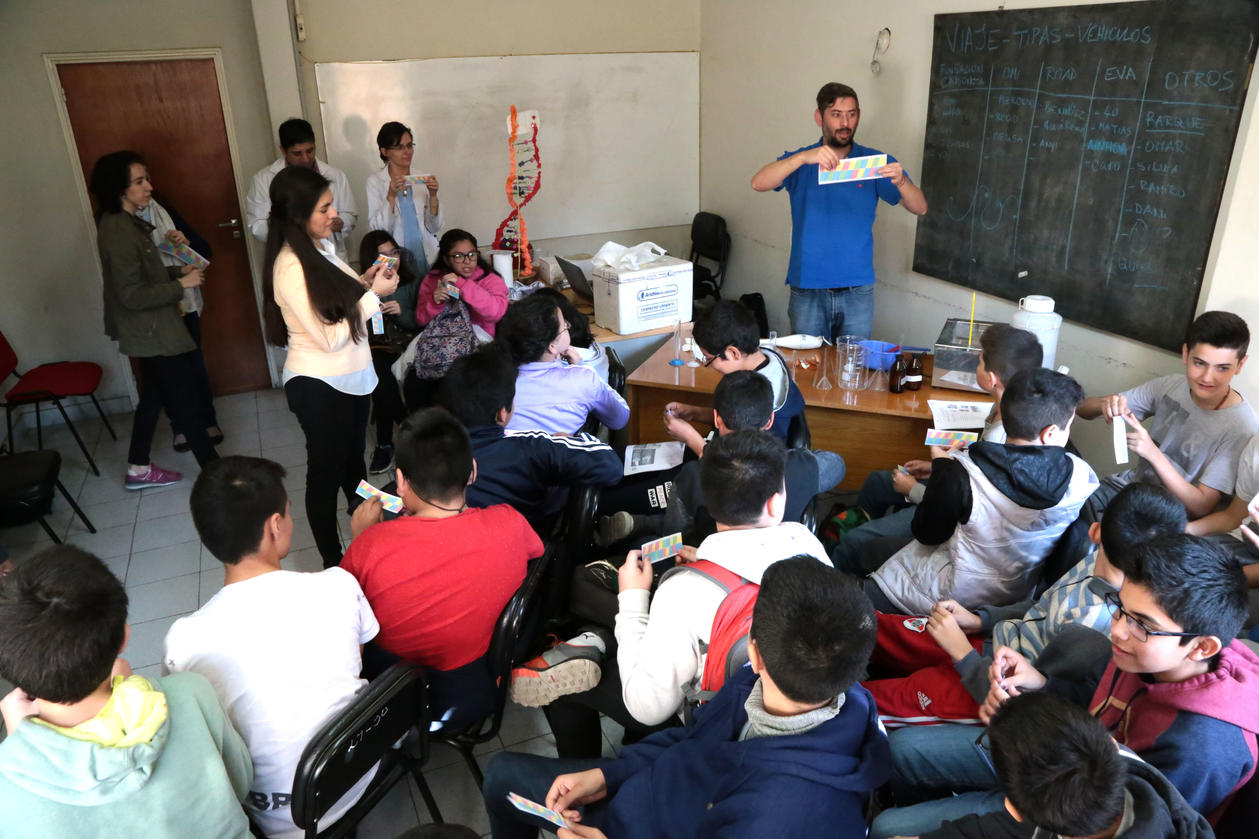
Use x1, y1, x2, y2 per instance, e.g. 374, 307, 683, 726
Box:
905, 352, 924, 391
888, 354, 906, 394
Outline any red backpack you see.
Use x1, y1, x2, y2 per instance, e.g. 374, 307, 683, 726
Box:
659, 560, 760, 706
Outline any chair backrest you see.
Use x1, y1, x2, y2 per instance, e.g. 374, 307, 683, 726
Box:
688, 212, 731, 294
454, 551, 553, 743
786, 412, 811, 450
291, 662, 429, 833
606, 347, 627, 396
0, 328, 18, 384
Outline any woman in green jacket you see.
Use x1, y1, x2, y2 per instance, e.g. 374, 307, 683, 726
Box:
90, 151, 219, 489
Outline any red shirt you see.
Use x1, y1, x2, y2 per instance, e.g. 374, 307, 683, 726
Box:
340, 505, 543, 670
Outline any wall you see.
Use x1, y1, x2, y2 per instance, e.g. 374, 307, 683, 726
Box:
0, 0, 276, 408
700, 0, 1259, 468
288, 0, 700, 262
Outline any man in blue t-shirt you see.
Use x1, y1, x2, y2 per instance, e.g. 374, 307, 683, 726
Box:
752, 82, 927, 339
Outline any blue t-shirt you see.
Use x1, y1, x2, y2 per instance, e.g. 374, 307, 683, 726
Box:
776, 140, 904, 289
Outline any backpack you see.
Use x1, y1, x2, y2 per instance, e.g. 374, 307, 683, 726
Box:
659, 559, 760, 706
411, 299, 477, 380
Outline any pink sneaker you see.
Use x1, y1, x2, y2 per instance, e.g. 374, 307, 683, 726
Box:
124, 464, 182, 490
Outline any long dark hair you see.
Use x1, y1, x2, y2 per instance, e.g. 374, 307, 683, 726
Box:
358, 230, 419, 288
261, 166, 366, 347
89, 150, 146, 220
433, 228, 494, 276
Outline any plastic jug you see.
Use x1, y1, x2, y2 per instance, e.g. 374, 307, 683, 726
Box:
1012, 295, 1063, 369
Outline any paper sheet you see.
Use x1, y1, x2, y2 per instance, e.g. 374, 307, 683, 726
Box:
1113, 419, 1130, 465
818, 153, 888, 184
623, 442, 685, 476
928, 399, 991, 430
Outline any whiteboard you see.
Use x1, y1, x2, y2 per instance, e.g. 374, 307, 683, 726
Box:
314, 52, 699, 251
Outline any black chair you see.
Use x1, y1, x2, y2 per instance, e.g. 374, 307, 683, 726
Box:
432, 550, 553, 786
688, 211, 731, 301
786, 412, 811, 450
0, 450, 95, 542
606, 347, 627, 396
291, 662, 443, 838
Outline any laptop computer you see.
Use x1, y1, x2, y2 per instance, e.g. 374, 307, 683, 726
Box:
555, 256, 594, 298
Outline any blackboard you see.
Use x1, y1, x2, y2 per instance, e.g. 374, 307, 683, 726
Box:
912, 0, 1259, 351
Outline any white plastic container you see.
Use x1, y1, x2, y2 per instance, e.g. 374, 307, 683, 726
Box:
1012, 295, 1063, 370
592, 255, 693, 334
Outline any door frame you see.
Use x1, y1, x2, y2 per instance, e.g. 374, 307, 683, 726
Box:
44, 48, 280, 405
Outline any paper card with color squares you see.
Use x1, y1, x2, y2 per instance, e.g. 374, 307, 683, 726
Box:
402, 174, 434, 187
641, 532, 683, 565
506, 793, 568, 829
355, 480, 403, 514
818, 153, 888, 185
924, 429, 979, 447
369, 310, 385, 335
371, 253, 399, 273
157, 240, 210, 270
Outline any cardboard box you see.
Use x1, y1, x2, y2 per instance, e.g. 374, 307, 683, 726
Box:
592, 255, 693, 334
932, 317, 998, 393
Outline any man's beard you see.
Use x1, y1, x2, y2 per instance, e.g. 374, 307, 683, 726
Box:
825, 130, 854, 150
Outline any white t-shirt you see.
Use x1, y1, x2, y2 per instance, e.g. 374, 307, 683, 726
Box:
164, 568, 379, 839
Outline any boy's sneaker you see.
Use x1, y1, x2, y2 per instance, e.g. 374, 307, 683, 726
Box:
595, 511, 636, 547
510, 631, 607, 707
368, 444, 394, 474
124, 464, 182, 490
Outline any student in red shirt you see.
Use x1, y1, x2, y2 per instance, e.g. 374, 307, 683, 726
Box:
341, 406, 544, 729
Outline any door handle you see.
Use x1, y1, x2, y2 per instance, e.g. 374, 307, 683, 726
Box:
217, 218, 240, 228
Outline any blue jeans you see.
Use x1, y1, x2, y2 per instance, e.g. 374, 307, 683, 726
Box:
813, 449, 847, 491
788, 284, 875, 339
868, 723, 1005, 839
482, 752, 610, 839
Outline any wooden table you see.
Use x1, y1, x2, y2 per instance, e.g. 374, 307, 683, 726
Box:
625, 328, 992, 491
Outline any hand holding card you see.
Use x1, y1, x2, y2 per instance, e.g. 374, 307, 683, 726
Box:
508, 792, 569, 829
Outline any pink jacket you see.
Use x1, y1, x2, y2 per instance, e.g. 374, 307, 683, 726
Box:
416, 265, 509, 337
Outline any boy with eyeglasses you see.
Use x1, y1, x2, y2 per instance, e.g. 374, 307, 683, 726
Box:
869, 534, 1259, 838
666, 299, 805, 441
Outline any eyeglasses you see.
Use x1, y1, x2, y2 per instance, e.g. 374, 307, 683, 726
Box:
379, 249, 401, 258
448, 251, 478, 263
387, 142, 416, 151
1103, 591, 1200, 643
558, 321, 571, 337
702, 350, 725, 368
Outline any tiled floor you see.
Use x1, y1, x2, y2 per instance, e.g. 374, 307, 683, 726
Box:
3, 389, 621, 837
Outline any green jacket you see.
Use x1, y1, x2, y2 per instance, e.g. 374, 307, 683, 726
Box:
98, 211, 196, 358
0, 672, 254, 839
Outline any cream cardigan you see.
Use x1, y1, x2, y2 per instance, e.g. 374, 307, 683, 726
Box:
273, 245, 379, 379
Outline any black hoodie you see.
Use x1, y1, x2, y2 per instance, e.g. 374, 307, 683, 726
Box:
920, 752, 1214, 839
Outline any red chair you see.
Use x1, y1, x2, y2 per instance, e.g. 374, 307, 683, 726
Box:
0, 328, 116, 476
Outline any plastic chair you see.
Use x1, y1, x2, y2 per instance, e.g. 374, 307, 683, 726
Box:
0, 328, 116, 476
688, 212, 731, 301
0, 450, 95, 542
291, 662, 443, 838
432, 551, 553, 786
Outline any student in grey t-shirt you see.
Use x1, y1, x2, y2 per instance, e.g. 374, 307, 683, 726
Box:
1043, 312, 1257, 586
1077, 311, 1257, 521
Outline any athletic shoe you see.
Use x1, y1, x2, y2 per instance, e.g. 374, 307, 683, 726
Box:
510, 631, 607, 707
124, 464, 182, 490
369, 444, 394, 474
595, 511, 636, 547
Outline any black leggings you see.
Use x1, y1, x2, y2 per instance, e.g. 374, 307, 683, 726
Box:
169, 312, 218, 437
128, 352, 218, 466
369, 349, 405, 447
284, 376, 370, 568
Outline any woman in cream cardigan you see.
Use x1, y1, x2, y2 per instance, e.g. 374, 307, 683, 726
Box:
262, 166, 398, 567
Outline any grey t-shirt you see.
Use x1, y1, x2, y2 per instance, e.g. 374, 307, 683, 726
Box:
1109, 375, 1259, 493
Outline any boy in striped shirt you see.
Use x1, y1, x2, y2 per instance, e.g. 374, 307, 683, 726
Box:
863, 483, 1185, 726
